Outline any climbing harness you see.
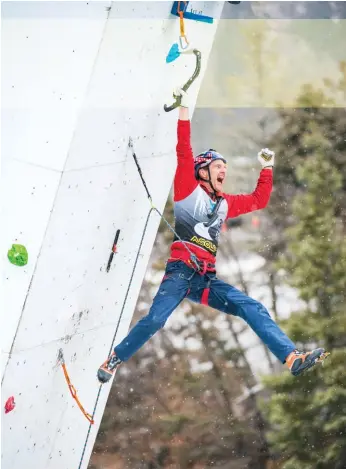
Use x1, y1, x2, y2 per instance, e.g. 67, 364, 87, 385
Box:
189, 258, 215, 275
164, 48, 201, 112
57, 349, 94, 424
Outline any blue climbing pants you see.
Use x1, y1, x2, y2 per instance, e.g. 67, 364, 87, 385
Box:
114, 260, 296, 363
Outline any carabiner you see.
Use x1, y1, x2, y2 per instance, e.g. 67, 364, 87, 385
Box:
179, 35, 189, 50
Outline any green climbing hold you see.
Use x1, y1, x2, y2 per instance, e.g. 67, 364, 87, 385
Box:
7, 244, 28, 266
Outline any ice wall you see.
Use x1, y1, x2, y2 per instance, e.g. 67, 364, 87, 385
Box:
1, 2, 224, 468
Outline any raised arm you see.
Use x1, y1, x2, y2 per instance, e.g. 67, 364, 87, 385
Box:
224, 168, 273, 218
225, 148, 275, 218
173, 94, 198, 202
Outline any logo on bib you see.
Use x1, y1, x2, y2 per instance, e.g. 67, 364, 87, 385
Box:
190, 236, 217, 253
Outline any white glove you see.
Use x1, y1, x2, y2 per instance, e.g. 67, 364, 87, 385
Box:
173, 87, 189, 108
258, 148, 275, 168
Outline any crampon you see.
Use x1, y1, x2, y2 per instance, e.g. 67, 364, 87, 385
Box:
287, 348, 330, 377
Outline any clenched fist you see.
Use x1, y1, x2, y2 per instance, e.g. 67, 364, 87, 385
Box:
258, 148, 275, 168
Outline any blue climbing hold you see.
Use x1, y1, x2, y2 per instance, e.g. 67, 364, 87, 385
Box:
166, 43, 180, 63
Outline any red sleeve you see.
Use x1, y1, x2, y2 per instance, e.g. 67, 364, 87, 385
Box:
224, 169, 273, 219
173, 120, 198, 202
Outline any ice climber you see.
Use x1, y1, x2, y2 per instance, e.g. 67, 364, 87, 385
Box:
97, 87, 329, 384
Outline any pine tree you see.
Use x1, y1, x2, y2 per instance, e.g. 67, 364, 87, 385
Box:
262, 146, 346, 469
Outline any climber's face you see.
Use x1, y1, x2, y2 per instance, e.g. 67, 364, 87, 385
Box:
199, 160, 227, 193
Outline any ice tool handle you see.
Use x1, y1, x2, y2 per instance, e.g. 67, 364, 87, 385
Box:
164, 49, 201, 112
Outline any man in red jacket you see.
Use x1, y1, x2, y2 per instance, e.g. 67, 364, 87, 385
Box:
98, 88, 328, 383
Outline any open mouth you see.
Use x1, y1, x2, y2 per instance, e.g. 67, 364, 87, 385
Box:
217, 176, 224, 183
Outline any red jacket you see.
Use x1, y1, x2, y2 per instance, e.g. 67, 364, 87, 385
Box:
169, 120, 273, 267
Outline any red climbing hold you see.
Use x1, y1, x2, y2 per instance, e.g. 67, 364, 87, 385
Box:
4, 396, 15, 414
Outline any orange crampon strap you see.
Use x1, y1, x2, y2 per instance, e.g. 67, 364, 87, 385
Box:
58, 349, 94, 424
177, 1, 189, 49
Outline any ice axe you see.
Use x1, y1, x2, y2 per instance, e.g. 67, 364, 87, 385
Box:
164, 48, 201, 112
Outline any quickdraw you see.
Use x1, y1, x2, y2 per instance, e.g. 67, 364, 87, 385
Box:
164, 48, 201, 112
57, 348, 94, 424
106, 229, 120, 273
177, 1, 189, 49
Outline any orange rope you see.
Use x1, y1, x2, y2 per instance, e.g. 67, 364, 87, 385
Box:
60, 353, 94, 424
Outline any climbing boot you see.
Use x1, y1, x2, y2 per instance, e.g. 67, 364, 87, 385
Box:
97, 352, 122, 384
286, 348, 330, 377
